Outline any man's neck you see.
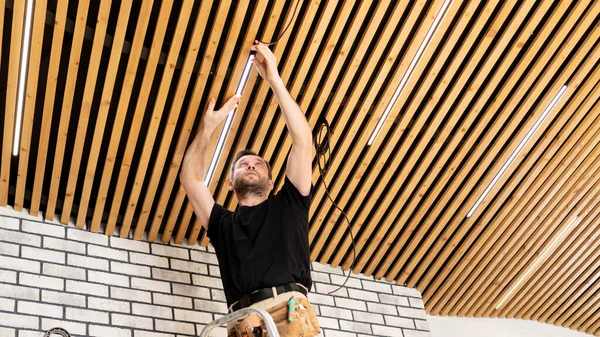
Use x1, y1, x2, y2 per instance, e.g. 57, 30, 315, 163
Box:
237, 194, 268, 207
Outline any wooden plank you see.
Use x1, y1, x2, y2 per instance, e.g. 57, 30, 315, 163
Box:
423, 0, 586, 312
29, 0, 69, 216
135, 0, 221, 241
327, 0, 497, 268
14, 0, 48, 211
44, 0, 91, 219
90, 0, 158, 232
74, 0, 134, 228
60, 0, 113, 224
1, 0, 26, 205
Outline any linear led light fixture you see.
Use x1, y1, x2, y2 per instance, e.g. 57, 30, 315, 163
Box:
204, 54, 255, 186
495, 216, 581, 310
367, 0, 451, 146
467, 85, 568, 218
13, 0, 35, 156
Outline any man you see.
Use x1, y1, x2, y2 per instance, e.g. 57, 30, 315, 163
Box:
180, 42, 320, 337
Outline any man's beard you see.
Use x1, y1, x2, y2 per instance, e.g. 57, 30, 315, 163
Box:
233, 174, 270, 199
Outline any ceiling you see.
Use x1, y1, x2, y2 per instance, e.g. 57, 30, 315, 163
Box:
1, 0, 599, 334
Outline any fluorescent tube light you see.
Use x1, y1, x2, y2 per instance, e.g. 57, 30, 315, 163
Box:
204, 54, 255, 185
495, 216, 581, 310
467, 85, 568, 218
13, 0, 35, 156
368, 0, 451, 146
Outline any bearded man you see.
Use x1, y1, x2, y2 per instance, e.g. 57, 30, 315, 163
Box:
180, 42, 320, 337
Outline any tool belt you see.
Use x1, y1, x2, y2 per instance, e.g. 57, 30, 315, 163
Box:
228, 296, 320, 337
230, 283, 308, 312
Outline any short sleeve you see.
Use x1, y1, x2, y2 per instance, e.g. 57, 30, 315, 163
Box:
278, 176, 312, 211
207, 203, 231, 247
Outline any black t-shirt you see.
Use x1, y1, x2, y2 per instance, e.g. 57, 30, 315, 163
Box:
207, 176, 312, 307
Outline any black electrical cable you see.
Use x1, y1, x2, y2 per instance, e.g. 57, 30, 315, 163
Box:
257, 0, 301, 46
314, 118, 357, 295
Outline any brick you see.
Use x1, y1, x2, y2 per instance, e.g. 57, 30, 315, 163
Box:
211, 289, 226, 302
151, 244, 189, 260
194, 299, 227, 314
367, 302, 397, 315
317, 316, 339, 329
18, 301, 63, 318
42, 290, 86, 307
112, 261, 151, 277
0, 327, 15, 337
392, 285, 422, 298
209, 265, 221, 277
171, 259, 208, 275
379, 293, 410, 306
89, 270, 129, 287
347, 289, 378, 302
155, 319, 195, 335
385, 315, 414, 329
111, 236, 150, 253
409, 297, 425, 309
130, 252, 169, 268
21, 246, 65, 264
19, 331, 46, 337
0, 256, 40, 273
153, 293, 193, 309
89, 297, 130, 313
0, 297, 15, 311
190, 250, 219, 265
66, 280, 109, 297
132, 277, 170, 293
0, 269, 17, 283
403, 330, 430, 337
372, 325, 404, 337
316, 283, 348, 297
323, 330, 356, 337
41, 318, 86, 335
312, 262, 344, 275
88, 244, 129, 261
352, 311, 384, 324
319, 306, 352, 320
339, 320, 371, 334
132, 303, 173, 319
330, 275, 362, 289
89, 325, 131, 337
43, 237, 86, 254
22, 220, 65, 238
361, 280, 392, 294
42, 263, 86, 280
67, 254, 109, 271
0, 216, 20, 230
0, 284, 39, 301
397, 306, 427, 320
335, 298, 366, 311
192, 274, 222, 289
0, 312, 39, 329
0, 207, 43, 221
20, 273, 64, 290
308, 293, 335, 306
0, 241, 20, 256
152, 268, 191, 283
207, 244, 215, 253
415, 319, 429, 330
0, 229, 41, 247
66, 307, 109, 324
311, 271, 330, 283
67, 228, 108, 246
174, 308, 212, 323
112, 313, 153, 329
134, 332, 174, 337
172, 284, 211, 299
112, 286, 152, 303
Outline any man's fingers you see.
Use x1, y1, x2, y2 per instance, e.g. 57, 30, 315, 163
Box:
206, 98, 216, 112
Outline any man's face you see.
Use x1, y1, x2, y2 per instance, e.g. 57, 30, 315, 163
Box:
229, 155, 273, 197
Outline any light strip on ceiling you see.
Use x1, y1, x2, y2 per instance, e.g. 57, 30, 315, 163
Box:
367, 0, 451, 146
204, 54, 255, 186
13, 0, 35, 156
495, 216, 581, 310
467, 85, 568, 218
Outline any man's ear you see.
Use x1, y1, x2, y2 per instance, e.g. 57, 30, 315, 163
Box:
228, 179, 234, 191
269, 180, 274, 191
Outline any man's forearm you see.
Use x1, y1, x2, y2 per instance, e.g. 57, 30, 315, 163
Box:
181, 123, 212, 182
270, 78, 312, 146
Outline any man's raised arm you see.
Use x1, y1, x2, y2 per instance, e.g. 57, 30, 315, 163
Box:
180, 95, 240, 229
251, 42, 313, 196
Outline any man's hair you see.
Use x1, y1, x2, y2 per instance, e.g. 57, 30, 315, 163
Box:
230, 149, 272, 180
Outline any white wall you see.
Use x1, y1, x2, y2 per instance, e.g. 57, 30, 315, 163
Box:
427, 315, 595, 337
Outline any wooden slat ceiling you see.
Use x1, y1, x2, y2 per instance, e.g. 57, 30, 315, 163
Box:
1, 0, 599, 333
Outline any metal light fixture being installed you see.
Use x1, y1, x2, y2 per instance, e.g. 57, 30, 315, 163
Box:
13, 0, 35, 156
204, 54, 255, 185
466, 85, 568, 218
368, 0, 452, 146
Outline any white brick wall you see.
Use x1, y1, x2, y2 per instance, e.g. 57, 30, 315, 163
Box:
0, 208, 430, 337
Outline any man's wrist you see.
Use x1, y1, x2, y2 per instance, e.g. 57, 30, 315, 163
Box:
268, 76, 285, 89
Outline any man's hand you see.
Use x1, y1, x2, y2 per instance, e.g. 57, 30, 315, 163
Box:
202, 95, 241, 132
250, 41, 282, 85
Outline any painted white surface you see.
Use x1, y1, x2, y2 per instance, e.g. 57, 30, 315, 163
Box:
427, 315, 595, 337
